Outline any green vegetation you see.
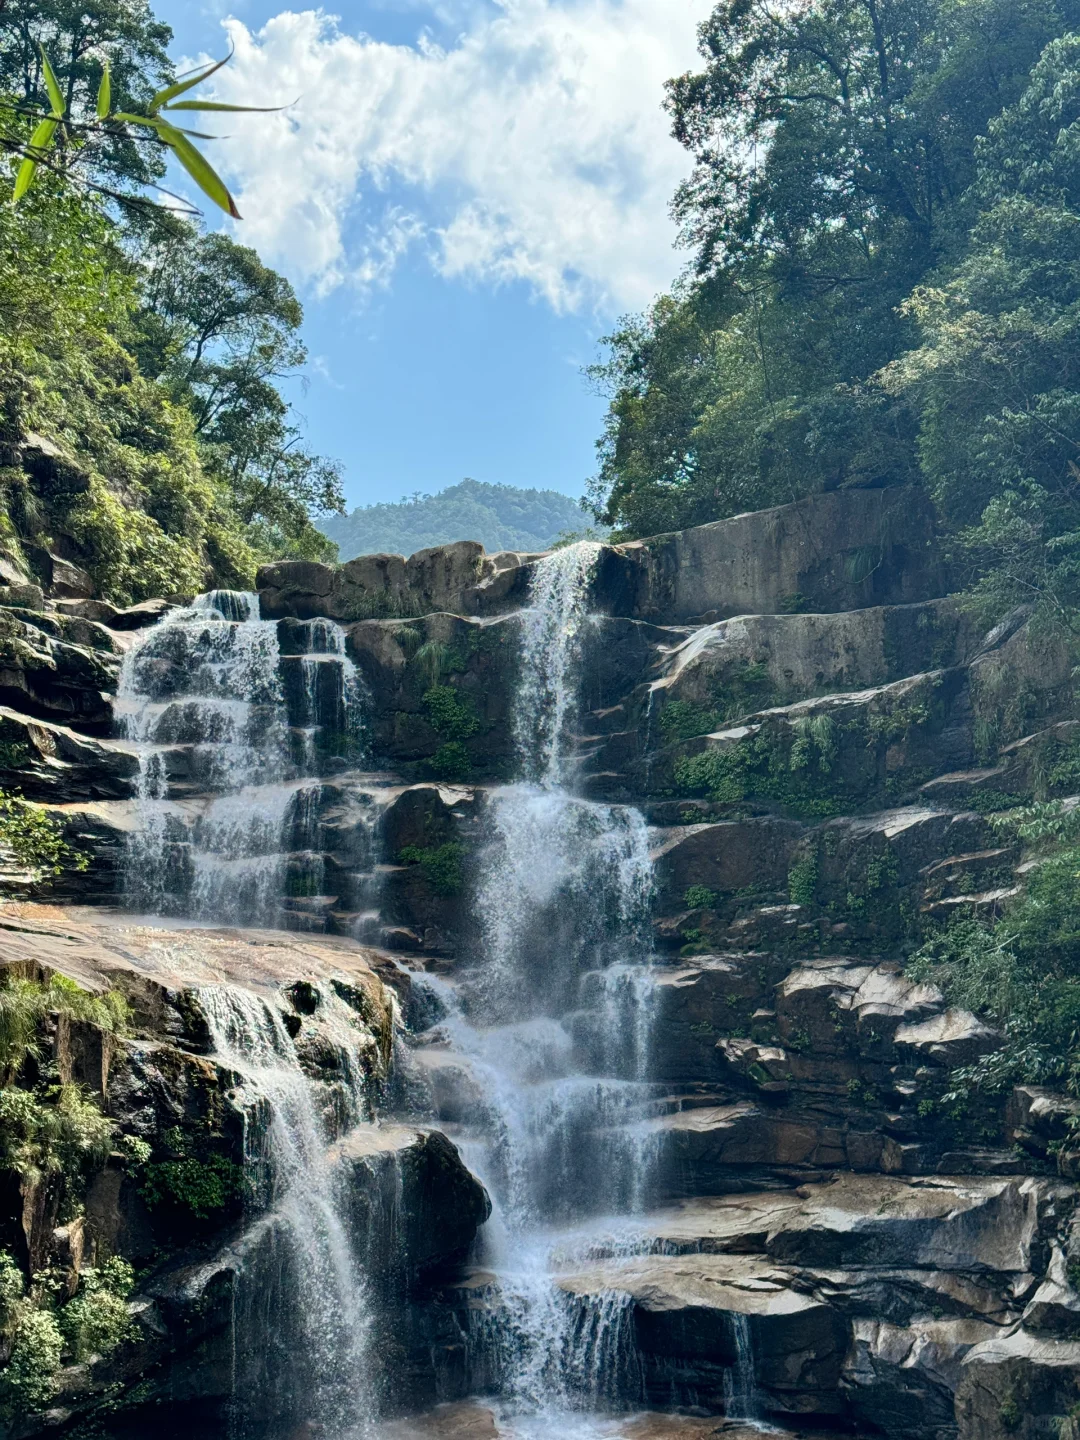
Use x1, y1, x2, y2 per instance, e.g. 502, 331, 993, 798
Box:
0, 793, 88, 881
321, 479, 597, 561
398, 843, 466, 898
675, 722, 848, 817
138, 1127, 242, 1222
907, 845, 1080, 1092
59, 1258, 136, 1362
422, 685, 480, 742
787, 852, 819, 907
0, 1083, 114, 1186
658, 701, 719, 743
0, 1, 343, 606
586, 0, 1080, 637
0, 1249, 137, 1415
0, 973, 129, 1082
683, 885, 718, 910
421, 684, 481, 781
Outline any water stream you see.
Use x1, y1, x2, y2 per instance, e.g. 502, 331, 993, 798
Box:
116, 590, 361, 923
197, 985, 375, 1439
410, 544, 670, 1433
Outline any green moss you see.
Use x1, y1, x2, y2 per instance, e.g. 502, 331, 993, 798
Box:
399, 843, 465, 897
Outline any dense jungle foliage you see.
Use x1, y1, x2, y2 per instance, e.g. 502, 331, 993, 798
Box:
0, 0, 343, 606
588, 0, 1080, 632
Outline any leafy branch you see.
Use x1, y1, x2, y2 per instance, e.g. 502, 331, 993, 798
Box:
6, 46, 285, 217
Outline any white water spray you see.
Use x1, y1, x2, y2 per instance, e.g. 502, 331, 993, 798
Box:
411, 544, 665, 1427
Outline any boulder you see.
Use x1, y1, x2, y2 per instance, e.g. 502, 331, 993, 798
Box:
894, 1010, 1004, 1068
0, 705, 138, 800
956, 1328, 1080, 1439
557, 1252, 850, 1417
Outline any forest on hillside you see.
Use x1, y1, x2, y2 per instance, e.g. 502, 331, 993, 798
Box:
0, 0, 343, 604
320, 479, 597, 560
587, 0, 1080, 634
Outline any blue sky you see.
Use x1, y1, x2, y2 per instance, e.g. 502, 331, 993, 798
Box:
152, 1, 710, 511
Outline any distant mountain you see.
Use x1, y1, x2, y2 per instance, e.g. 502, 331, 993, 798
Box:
318, 479, 602, 561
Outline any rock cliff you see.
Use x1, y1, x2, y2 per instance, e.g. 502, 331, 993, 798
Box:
1, 483, 1078, 1438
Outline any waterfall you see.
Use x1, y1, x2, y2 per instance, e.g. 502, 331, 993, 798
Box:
198, 985, 375, 1438
116, 591, 362, 923
722, 1319, 771, 1428
412, 543, 663, 1429
515, 541, 602, 786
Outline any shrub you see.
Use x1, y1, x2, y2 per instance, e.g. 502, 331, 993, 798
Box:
0, 1307, 63, 1415
0, 1083, 114, 1185
428, 741, 472, 782
0, 974, 130, 1082
0, 792, 89, 880
140, 1153, 244, 1221
60, 1259, 136, 1362
684, 885, 718, 910
788, 852, 819, 906
658, 701, 719, 743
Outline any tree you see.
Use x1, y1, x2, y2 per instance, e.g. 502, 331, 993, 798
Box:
0, 0, 172, 189
589, 0, 1080, 537
134, 226, 344, 558
883, 34, 1080, 627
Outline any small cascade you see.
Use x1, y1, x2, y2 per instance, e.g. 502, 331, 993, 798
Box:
724, 1312, 769, 1428
198, 984, 375, 1439
515, 541, 602, 785
410, 543, 665, 1428
117, 592, 363, 924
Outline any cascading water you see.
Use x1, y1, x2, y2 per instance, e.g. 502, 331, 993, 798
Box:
118, 593, 380, 1436
411, 544, 667, 1435
116, 590, 363, 924
197, 985, 375, 1439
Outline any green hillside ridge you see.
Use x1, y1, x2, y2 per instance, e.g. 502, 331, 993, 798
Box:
320, 479, 600, 561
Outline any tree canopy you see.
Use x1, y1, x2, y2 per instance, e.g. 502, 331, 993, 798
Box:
588, 0, 1080, 633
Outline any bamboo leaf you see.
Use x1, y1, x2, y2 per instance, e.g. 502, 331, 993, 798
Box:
112, 111, 164, 129
96, 66, 111, 119
13, 157, 37, 202
149, 52, 232, 113
12, 117, 57, 200
156, 118, 241, 218
39, 48, 65, 116
164, 100, 287, 113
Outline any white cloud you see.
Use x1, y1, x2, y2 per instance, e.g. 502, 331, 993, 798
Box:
197, 0, 712, 312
